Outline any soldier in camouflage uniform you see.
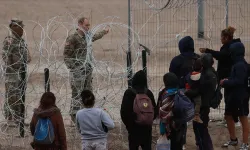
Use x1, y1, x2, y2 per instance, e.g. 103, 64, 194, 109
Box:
64, 17, 109, 122
2, 19, 31, 124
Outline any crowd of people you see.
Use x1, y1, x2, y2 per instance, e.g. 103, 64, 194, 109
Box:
2, 17, 250, 150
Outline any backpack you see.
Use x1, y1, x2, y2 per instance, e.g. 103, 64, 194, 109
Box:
132, 89, 154, 126
210, 69, 222, 109
34, 118, 55, 145
179, 55, 199, 88
210, 85, 223, 109
172, 90, 194, 123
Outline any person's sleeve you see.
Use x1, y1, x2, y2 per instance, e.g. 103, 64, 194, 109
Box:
76, 112, 81, 133
156, 91, 163, 118
57, 112, 67, 150
92, 30, 107, 42
101, 110, 115, 129
29, 114, 36, 136
185, 88, 199, 99
169, 56, 181, 75
120, 90, 135, 129
63, 36, 76, 69
223, 64, 247, 87
147, 90, 157, 119
205, 48, 230, 60
3, 38, 22, 69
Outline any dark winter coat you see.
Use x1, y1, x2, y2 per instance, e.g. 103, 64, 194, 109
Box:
199, 54, 217, 108
222, 42, 248, 105
120, 70, 157, 137
205, 38, 241, 81
30, 106, 67, 150
169, 36, 199, 88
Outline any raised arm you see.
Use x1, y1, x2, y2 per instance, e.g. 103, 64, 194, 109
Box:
92, 29, 108, 42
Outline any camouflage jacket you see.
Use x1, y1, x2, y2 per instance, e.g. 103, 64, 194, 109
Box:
63, 30, 107, 70
2, 35, 28, 76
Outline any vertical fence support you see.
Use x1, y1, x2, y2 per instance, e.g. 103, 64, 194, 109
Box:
198, 0, 205, 38
44, 68, 50, 92
140, 44, 150, 88
127, 0, 133, 88
19, 68, 26, 137
226, 0, 229, 27
142, 50, 148, 88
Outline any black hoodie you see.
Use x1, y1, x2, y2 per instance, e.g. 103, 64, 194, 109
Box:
120, 70, 156, 136
222, 42, 248, 104
199, 53, 217, 107
169, 36, 199, 87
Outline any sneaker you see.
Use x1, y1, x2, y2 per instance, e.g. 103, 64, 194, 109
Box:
221, 138, 238, 147
235, 122, 241, 127
239, 143, 249, 150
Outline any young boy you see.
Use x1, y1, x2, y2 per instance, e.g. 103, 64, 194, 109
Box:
185, 58, 203, 123
158, 72, 186, 150
76, 90, 115, 150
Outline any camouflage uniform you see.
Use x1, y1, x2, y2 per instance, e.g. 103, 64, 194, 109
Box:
2, 34, 28, 121
64, 30, 107, 122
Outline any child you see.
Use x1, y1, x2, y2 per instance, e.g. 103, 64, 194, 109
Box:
185, 58, 203, 123
76, 90, 115, 150
158, 72, 186, 150
30, 92, 67, 150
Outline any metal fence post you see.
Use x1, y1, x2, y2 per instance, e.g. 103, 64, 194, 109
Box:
198, 0, 205, 38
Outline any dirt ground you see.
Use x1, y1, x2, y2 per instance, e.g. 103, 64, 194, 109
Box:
0, 120, 250, 150
0, 0, 250, 149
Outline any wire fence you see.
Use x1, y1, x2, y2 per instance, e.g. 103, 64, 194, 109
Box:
130, 0, 250, 120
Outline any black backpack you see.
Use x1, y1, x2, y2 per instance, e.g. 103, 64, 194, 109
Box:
210, 70, 222, 109
210, 85, 223, 109
179, 54, 199, 88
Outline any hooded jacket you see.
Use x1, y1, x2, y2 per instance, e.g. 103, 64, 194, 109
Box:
199, 53, 217, 107
120, 70, 156, 136
222, 42, 248, 104
30, 106, 67, 150
169, 36, 199, 87
205, 38, 241, 81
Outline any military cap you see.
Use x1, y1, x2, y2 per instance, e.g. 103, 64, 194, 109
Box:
9, 18, 24, 28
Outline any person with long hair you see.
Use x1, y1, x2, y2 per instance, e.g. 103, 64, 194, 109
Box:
30, 92, 67, 150
200, 26, 242, 144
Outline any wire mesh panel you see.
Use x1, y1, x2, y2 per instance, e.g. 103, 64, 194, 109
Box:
130, 0, 250, 120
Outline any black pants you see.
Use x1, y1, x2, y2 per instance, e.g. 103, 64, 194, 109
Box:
193, 107, 213, 150
128, 134, 151, 150
170, 124, 186, 150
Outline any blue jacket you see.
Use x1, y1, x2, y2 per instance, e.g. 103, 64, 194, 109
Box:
223, 42, 248, 105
